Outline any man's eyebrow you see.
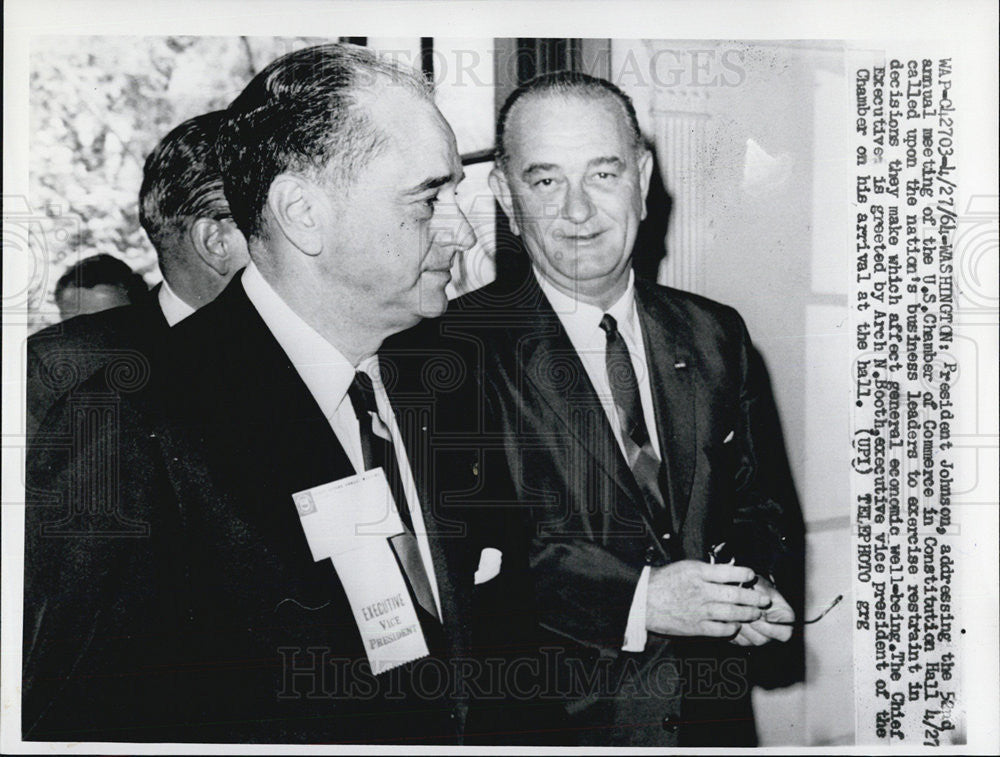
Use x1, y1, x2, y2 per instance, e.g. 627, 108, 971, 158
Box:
520, 157, 627, 181
588, 156, 627, 170
520, 163, 559, 181
403, 171, 463, 196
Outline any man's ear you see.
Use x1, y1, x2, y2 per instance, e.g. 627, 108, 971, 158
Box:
190, 218, 242, 276
488, 168, 520, 236
265, 174, 324, 256
637, 148, 654, 222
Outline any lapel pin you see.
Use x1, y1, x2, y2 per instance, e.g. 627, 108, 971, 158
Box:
674, 360, 687, 369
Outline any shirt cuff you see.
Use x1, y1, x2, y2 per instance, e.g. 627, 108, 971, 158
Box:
622, 565, 651, 652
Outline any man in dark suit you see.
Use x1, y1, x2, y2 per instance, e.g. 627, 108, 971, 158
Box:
23, 43, 532, 744
26, 110, 250, 439
450, 72, 799, 746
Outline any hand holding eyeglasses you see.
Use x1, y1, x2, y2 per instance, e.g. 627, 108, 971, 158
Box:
729, 574, 796, 646
645, 560, 773, 638
706, 542, 843, 646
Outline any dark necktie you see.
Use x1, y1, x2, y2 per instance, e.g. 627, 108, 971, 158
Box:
599, 314, 676, 537
347, 370, 440, 622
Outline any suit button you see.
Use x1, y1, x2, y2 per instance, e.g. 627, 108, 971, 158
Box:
661, 532, 672, 541
644, 546, 656, 564
662, 714, 679, 733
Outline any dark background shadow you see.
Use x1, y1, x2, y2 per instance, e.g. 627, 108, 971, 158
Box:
745, 348, 807, 689
633, 141, 672, 283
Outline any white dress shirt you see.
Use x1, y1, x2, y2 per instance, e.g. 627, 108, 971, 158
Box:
157, 277, 197, 327
535, 269, 657, 652
242, 262, 442, 618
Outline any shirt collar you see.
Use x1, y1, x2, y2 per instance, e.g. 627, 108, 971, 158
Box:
241, 261, 360, 414
534, 267, 640, 346
157, 277, 197, 327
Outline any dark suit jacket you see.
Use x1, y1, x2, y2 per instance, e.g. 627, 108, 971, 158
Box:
25, 286, 167, 441
448, 270, 796, 746
23, 276, 534, 744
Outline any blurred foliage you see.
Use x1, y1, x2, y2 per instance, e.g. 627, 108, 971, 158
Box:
27, 35, 328, 329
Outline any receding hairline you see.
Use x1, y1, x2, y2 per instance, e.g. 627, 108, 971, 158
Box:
498, 89, 644, 167
218, 42, 437, 242
335, 83, 458, 178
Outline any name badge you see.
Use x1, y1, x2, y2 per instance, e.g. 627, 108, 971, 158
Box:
292, 469, 429, 674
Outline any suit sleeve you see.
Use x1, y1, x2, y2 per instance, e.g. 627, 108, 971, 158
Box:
529, 537, 642, 652
25, 338, 61, 444
22, 386, 185, 742
722, 314, 795, 582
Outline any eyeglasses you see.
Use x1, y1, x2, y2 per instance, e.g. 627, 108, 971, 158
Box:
707, 541, 843, 626
769, 593, 843, 626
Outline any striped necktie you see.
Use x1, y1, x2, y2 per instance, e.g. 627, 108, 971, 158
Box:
347, 370, 440, 622
599, 313, 677, 539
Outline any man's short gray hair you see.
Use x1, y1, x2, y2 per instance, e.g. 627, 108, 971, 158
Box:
495, 71, 643, 170
217, 43, 433, 241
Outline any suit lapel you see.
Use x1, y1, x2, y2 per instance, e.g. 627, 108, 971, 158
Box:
382, 346, 472, 665
219, 282, 353, 489
514, 277, 665, 537
211, 282, 475, 671
137, 284, 170, 333
635, 280, 696, 533
164, 279, 356, 548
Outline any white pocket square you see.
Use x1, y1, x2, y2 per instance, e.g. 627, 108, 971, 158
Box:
474, 547, 503, 585
723, 430, 735, 444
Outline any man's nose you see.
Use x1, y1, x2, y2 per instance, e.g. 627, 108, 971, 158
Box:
561, 181, 595, 224
434, 201, 477, 253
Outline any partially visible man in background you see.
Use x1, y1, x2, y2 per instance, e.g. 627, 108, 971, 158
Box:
53, 252, 147, 320
26, 110, 249, 438
136, 109, 250, 317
